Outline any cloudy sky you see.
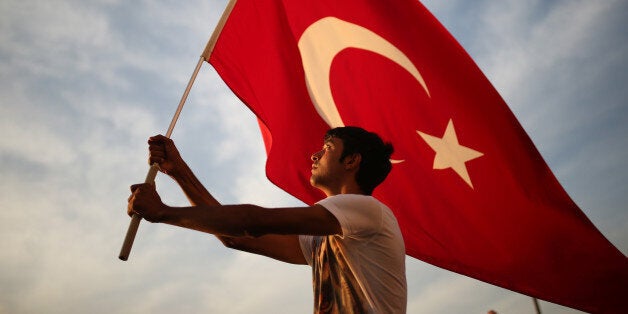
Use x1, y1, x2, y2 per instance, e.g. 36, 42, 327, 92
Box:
1, 0, 626, 313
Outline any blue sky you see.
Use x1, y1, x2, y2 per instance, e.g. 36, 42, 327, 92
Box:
1, 0, 626, 313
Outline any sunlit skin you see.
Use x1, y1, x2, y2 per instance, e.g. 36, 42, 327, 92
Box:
310, 137, 362, 196
127, 134, 364, 264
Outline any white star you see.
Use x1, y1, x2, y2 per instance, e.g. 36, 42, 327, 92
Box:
417, 119, 484, 188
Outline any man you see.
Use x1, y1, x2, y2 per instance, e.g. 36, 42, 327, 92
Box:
127, 126, 407, 313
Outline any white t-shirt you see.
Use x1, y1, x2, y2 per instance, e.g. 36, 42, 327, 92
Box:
299, 194, 407, 314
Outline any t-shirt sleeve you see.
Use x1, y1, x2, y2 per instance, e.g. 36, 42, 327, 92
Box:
317, 195, 382, 239
298, 235, 314, 266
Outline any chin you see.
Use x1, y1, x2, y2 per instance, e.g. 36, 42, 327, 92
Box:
309, 176, 322, 189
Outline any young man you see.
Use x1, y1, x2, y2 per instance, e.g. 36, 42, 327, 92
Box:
127, 127, 407, 313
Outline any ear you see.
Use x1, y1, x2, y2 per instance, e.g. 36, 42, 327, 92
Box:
344, 153, 361, 171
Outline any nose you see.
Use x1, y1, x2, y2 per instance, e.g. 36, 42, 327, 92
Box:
311, 149, 323, 161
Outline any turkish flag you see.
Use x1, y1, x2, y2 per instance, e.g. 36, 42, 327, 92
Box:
206, 0, 628, 312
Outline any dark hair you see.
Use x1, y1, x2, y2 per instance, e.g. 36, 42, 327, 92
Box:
325, 126, 394, 195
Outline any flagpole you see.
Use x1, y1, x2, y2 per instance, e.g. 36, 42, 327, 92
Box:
118, 56, 205, 261
532, 297, 542, 314
202, 0, 237, 61
118, 0, 237, 261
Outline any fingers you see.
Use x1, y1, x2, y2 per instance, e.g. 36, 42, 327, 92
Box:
148, 145, 166, 165
130, 183, 143, 192
127, 194, 136, 216
148, 134, 178, 152
127, 183, 152, 216
147, 135, 179, 166
148, 134, 169, 144
148, 135, 173, 153
148, 135, 166, 164
126, 183, 164, 222
129, 183, 155, 193
128, 184, 143, 216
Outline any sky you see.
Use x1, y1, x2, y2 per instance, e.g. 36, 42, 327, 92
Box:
0, 0, 626, 313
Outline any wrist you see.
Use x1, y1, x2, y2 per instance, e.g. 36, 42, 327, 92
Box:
156, 203, 174, 224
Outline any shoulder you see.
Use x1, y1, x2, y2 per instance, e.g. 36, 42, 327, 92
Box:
317, 194, 383, 209
317, 194, 387, 237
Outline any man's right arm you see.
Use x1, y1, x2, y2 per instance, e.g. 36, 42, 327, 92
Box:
221, 234, 306, 264
172, 159, 307, 265
147, 135, 307, 265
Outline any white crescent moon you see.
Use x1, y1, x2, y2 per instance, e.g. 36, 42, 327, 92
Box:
298, 16, 430, 129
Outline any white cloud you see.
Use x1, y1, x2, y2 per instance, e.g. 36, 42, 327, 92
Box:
475, 0, 622, 130
0, 111, 79, 167
199, 252, 312, 313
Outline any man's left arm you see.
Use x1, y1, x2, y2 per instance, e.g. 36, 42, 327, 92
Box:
127, 183, 341, 261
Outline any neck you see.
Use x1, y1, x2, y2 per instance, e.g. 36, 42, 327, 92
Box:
322, 182, 364, 197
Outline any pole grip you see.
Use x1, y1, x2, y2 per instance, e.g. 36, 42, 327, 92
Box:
118, 56, 206, 261
118, 164, 160, 261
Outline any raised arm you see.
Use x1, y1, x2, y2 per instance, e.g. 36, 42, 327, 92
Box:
135, 135, 341, 264
147, 134, 219, 206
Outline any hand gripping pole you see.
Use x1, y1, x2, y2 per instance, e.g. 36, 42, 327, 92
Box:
118, 56, 205, 261
118, 0, 236, 261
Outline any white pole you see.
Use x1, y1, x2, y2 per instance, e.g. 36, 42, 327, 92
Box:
118, 56, 205, 261
118, 0, 237, 261
532, 297, 542, 314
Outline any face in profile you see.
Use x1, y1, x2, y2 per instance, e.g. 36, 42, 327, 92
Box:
310, 137, 345, 191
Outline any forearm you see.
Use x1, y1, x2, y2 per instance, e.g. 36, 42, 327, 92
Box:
171, 162, 220, 207
166, 161, 251, 248
160, 203, 264, 237
159, 203, 307, 264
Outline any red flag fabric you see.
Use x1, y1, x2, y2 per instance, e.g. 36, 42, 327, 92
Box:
206, 0, 628, 312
